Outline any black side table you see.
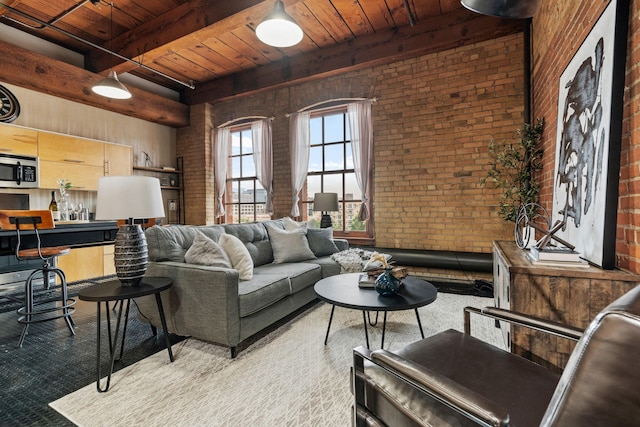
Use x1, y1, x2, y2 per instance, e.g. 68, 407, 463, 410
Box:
79, 276, 174, 392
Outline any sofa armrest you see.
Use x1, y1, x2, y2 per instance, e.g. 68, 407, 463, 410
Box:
464, 306, 583, 341
135, 261, 242, 345
334, 238, 349, 251
353, 346, 510, 427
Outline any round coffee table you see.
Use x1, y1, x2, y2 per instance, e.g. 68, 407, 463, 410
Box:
314, 273, 437, 349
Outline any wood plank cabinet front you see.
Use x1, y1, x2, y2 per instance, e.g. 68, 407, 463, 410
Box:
0, 123, 38, 156
104, 143, 132, 176
38, 132, 105, 190
493, 240, 640, 372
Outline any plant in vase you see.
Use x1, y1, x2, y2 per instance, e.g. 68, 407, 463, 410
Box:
57, 179, 72, 221
481, 119, 544, 247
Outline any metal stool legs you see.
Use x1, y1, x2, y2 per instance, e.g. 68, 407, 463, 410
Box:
17, 260, 76, 347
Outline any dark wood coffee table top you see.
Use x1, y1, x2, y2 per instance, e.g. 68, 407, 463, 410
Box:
314, 273, 437, 311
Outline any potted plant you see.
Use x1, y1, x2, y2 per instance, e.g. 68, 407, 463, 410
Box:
481, 119, 545, 223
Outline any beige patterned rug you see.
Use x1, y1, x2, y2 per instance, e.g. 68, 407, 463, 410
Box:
50, 293, 503, 426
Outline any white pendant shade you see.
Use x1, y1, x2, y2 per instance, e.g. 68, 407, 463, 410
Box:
92, 69, 132, 100
460, 0, 542, 19
256, 0, 303, 48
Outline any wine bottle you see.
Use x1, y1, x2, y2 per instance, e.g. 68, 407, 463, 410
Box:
49, 191, 60, 221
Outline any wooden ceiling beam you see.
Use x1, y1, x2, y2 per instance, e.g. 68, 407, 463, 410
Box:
87, 0, 302, 76
186, 8, 524, 105
0, 39, 189, 128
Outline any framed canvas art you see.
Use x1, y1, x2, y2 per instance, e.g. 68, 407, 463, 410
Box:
551, 0, 629, 269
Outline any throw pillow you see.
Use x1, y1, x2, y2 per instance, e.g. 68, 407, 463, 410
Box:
282, 216, 307, 232
265, 224, 316, 264
306, 228, 339, 257
184, 232, 232, 268
219, 233, 254, 280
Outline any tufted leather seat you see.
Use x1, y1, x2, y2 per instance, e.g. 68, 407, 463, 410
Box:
353, 285, 640, 426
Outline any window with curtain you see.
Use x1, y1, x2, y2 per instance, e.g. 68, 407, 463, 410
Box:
302, 107, 371, 237
224, 125, 270, 224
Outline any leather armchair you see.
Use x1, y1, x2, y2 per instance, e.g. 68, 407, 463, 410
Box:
352, 285, 640, 426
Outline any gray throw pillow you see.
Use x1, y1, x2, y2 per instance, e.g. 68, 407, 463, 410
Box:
266, 224, 316, 264
307, 228, 339, 257
184, 232, 232, 268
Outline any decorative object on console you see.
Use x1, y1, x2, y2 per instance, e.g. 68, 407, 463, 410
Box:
551, 0, 630, 270
255, 0, 303, 48
313, 192, 339, 229
461, 0, 542, 18
96, 176, 165, 285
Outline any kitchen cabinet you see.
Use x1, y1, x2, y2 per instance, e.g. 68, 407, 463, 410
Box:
38, 132, 104, 190
57, 245, 106, 283
0, 123, 38, 157
104, 143, 132, 176
493, 240, 640, 372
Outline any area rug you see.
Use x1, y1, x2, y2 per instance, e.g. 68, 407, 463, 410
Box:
50, 293, 504, 427
0, 275, 117, 313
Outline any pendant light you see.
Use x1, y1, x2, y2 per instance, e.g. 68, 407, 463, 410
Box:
460, 0, 541, 19
256, 0, 303, 48
92, 2, 131, 99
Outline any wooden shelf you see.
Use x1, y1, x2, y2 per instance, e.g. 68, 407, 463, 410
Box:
133, 166, 183, 174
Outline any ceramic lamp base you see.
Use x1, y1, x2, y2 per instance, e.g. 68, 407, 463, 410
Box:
114, 224, 148, 286
320, 214, 332, 229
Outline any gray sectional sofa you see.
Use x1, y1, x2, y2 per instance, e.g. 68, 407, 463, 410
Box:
134, 218, 347, 357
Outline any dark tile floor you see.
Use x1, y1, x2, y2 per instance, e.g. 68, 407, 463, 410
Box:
0, 296, 184, 426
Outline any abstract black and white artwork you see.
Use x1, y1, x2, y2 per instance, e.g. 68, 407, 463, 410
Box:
552, 0, 629, 269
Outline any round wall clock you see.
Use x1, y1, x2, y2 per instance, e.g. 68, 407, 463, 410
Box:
0, 84, 20, 123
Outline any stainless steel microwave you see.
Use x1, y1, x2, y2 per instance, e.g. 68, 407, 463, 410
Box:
0, 153, 38, 188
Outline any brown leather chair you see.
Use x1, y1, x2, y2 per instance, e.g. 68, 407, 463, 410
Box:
352, 285, 640, 427
0, 210, 75, 347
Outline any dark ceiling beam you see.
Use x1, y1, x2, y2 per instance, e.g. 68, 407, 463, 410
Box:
186, 8, 524, 105
87, 0, 302, 76
0, 39, 189, 127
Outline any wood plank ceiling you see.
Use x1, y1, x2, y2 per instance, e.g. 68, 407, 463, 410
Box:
0, 0, 523, 126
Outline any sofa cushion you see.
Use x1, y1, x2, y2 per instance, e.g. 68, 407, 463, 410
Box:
265, 224, 316, 264
222, 222, 274, 267
219, 233, 253, 280
238, 274, 291, 317
146, 224, 225, 262
306, 228, 339, 257
304, 256, 341, 278
184, 232, 232, 268
254, 262, 322, 294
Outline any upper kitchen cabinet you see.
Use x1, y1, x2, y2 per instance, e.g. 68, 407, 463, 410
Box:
0, 123, 38, 157
104, 143, 132, 176
38, 132, 104, 190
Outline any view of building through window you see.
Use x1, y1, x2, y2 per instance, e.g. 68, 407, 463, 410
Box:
224, 111, 369, 234
303, 108, 367, 233
225, 126, 270, 224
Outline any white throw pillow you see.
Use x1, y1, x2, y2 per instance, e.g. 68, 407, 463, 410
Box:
283, 216, 307, 232
219, 233, 254, 280
184, 232, 232, 268
266, 224, 316, 264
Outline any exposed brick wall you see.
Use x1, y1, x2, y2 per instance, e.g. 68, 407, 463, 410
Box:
177, 33, 525, 254
532, 0, 640, 274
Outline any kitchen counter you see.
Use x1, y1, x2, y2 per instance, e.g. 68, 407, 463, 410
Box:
0, 220, 119, 255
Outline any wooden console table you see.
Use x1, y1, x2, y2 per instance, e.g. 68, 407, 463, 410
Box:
493, 240, 640, 372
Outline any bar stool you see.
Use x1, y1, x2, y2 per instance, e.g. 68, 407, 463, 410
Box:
0, 210, 76, 347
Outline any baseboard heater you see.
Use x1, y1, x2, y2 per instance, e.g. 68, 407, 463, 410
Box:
354, 246, 493, 273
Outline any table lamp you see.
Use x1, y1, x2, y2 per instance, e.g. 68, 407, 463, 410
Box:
96, 176, 165, 285
313, 193, 339, 228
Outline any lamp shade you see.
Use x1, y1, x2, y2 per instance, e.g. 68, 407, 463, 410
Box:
313, 193, 339, 212
460, 0, 541, 19
92, 70, 132, 100
256, 0, 303, 47
96, 176, 165, 220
